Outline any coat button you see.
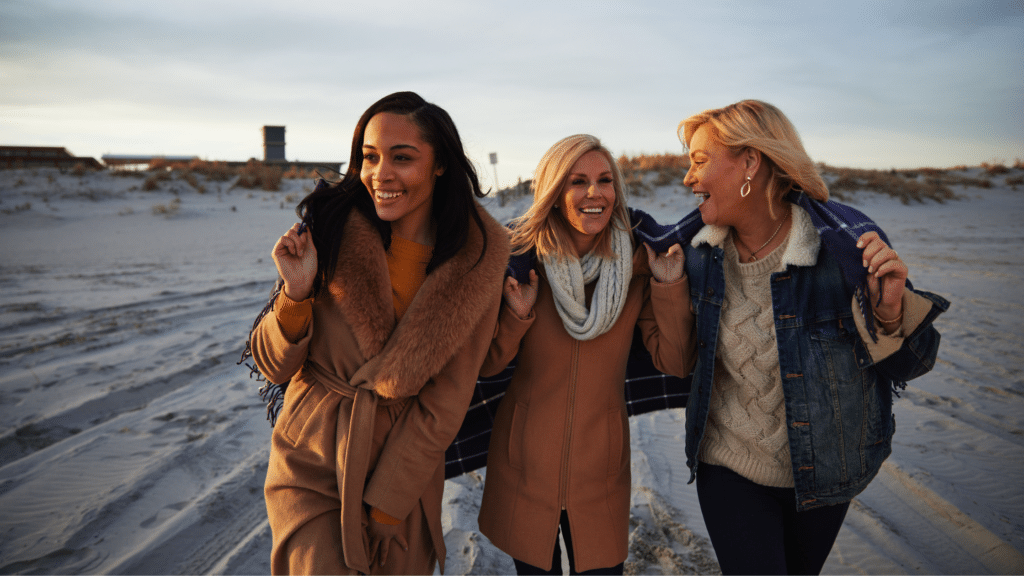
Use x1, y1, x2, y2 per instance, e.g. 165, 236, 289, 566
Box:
706, 288, 715, 296
699, 340, 707, 348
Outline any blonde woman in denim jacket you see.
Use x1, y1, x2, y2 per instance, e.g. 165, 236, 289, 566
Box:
636, 100, 947, 575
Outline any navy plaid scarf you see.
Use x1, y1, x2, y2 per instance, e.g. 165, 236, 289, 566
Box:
630, 190, 902, 342
246, 190, 900, 477
505, 191, 894, 341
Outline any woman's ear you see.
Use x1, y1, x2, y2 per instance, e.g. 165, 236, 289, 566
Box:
744, 147, 762, 176
435, 165, 446, 177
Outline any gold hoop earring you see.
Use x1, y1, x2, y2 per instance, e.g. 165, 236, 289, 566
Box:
740, 176, 751, 198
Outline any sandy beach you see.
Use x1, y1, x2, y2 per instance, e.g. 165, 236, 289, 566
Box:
1, 165, 1022, 574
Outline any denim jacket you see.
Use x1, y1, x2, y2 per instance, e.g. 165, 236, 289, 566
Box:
683, 231, 948, 511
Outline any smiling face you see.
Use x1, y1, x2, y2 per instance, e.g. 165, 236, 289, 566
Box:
682, 124, 749, 227
360, 112, 444, 244
557, 150, 617, 257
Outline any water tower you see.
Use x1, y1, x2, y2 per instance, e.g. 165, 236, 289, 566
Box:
263, 126, 286, 162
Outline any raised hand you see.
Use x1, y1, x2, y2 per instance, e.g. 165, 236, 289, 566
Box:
272, 222, 318, 301
645, 242, 685, 283
503, 269, 538, 319
857, 231, 907, 330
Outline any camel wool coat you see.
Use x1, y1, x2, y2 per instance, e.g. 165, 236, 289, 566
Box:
477, 246, 696, 572
251, 205, 509, 575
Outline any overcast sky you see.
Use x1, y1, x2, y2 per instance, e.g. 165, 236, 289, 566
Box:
2, 0, 1021, 189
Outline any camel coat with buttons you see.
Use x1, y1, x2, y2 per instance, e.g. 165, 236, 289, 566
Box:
477, 246, 696, 572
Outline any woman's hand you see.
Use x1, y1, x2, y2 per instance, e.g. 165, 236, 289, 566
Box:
367, 508, 407, 567
857, 231, 907, 330
645, 243, 685, 283
272, 222, 317, 301
503, 269, 538, 319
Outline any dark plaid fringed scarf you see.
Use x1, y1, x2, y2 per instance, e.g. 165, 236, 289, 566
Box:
632, 190, 908, 343
237, 278, 289, 425
237, 181, 325, 425
242, 189, 900, 478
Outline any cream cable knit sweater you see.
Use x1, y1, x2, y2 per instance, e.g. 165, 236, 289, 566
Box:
694, 205, 934, 488
698, 226, 796, 488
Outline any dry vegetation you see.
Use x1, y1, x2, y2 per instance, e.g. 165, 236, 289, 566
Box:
820, 165, 961, 204
493, 153, 1024, 204
235, 160, 283, 191
8, 154, 1020, 209
136, 158, 318, 192
151, 197, 181, 217
70, 162, 96, 177
819, 162, 1024, 204
618, 153, 691, 197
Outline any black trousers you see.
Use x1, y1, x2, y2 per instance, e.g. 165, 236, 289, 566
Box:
696, 463, 850, 575
513, 510, 625, 575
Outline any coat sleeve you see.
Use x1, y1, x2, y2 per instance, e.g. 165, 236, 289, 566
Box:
249, 291, 313, 384
870, 289, 949, 384
637, 274, 697, 379
479, 300, 535, 378
362, 295, 503, 520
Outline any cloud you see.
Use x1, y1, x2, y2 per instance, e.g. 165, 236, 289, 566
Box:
1, 0, 1020, 181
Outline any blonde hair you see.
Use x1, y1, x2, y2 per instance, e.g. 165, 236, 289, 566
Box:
509, 134, 631, 259
679, 100, 828, 219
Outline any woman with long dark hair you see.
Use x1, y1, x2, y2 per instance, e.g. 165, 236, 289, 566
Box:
249, 91, 509, 574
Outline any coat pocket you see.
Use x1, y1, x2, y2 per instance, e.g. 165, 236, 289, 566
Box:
279, 381, 320, 445
607, 407, 627, 476
507, 402, 527, 471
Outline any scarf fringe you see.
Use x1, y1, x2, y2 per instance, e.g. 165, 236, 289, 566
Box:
237, 277, 289, 427
258, 380, 287, 425
855, 284, 880, 343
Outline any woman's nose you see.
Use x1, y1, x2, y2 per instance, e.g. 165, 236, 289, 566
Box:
374, 160, 393, 182
683, 166, 695, 187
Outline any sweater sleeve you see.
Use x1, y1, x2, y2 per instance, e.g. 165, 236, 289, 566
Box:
637, 274, 697, 379
249, 291, 313, 384
852, 289, 932, 363
362, 294, 502, 519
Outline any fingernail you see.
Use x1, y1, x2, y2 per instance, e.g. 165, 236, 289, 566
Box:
857, 240, 863, 248
862, 260, 867, 268
868, 266, 874, 274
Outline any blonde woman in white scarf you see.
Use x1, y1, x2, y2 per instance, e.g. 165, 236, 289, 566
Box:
477, 134, 697, 575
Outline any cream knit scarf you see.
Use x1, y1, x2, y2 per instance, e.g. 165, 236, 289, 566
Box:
541, 226, 632, 341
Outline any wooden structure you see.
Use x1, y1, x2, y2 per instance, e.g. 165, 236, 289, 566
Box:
1, 146, 103, 170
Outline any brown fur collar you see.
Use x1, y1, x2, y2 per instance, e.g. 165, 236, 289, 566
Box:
328, 204, 510, 399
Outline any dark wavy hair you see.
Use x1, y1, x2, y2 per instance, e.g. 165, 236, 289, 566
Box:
297, 91, 489, 297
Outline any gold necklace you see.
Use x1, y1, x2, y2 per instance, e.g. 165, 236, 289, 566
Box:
734, 211, 790, 262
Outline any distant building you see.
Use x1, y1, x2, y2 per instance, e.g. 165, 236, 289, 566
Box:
101, 154, 199, 169
1, 146, 103, 170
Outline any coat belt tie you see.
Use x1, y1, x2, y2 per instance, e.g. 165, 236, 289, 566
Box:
303, 361, 402, 574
